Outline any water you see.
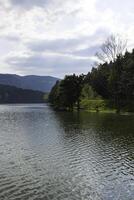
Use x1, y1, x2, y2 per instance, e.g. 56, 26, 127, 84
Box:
0, 104, 133, 200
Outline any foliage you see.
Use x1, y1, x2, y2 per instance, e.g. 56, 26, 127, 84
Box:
48, 81, 61, 108
0, 84, 45, 103
81, 99, 107, 111
90, 51, 134, 112
49, 74, 85, 110
81, 84, 100, 99
49, 47, 134, 113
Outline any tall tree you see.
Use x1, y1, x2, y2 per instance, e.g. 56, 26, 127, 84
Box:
49, 81, 61, 107
49, 74, 84, 110
90, 63, 111, 99
96, 34, 127, 63
59, 74, 84, 110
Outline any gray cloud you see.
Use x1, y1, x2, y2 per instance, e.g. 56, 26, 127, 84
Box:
72, 45, 100, 57
27, 38, 82, 53
6, 53, 92, 77
26, 28, 109, 60
4, 28, 109, 77
2, 35, 21, 42
1, 0, 132, 77
9, 0, 50, 9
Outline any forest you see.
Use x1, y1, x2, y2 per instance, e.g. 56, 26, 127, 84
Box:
0, 84, 45, 103
49, 35, 134, 113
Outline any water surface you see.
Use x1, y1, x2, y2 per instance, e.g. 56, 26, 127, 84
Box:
0, 104, 133, 200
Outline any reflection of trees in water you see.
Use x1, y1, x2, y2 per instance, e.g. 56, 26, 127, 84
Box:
54, 110, 134, 136
52, 110, 134, 199
49, 108, 134, 199
53, 110, 134, 164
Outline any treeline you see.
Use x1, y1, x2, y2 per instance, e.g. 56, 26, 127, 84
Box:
0, 84, 45, 103
49, 49, 134, 112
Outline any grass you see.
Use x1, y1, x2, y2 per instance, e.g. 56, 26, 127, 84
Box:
80, 99, 116, 113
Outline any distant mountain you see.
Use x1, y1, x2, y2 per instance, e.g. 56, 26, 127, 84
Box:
0, 84, 45, 103
0, 74, 59, 92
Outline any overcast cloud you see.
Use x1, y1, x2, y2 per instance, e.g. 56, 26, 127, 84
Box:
0, 0, 134, 78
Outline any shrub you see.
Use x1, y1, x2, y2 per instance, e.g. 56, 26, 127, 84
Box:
81, 99, 108, 111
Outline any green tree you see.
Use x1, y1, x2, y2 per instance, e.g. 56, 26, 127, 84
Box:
59, 74, 84, 110
90, 63, 110, 99
49, 81, 61, 107
81, 84, 99, 99
49, 74, 84, 110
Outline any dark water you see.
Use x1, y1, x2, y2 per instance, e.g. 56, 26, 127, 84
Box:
0, 104, 133, 200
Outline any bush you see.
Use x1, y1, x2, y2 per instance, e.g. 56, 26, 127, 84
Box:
81, 99, 108, 111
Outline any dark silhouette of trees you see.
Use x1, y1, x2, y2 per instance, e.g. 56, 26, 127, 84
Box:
49, 74, 85, 110
90, 63, 110, 99
48, 81, 61, 107
0, 84, 45, 103
90, 51, 134, 112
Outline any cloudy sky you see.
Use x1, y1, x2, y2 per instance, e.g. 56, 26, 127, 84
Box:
0, 0, 134, 78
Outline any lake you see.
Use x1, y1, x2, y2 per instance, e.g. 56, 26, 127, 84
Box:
0, 104, 133, 200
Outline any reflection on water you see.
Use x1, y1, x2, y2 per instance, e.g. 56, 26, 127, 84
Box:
0, 104, 133, 200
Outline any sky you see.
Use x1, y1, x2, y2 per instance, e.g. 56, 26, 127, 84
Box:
0, 0, 134, 78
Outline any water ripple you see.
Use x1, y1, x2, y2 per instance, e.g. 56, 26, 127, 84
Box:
0, 104, 133, 200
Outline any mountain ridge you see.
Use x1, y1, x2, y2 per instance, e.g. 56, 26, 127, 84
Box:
0, 74, 59, 92
0, 84, 45, 103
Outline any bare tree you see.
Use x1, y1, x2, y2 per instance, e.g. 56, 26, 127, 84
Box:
96, 34, 127, 63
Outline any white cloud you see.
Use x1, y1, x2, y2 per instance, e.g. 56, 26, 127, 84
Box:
0, 0, 134, 77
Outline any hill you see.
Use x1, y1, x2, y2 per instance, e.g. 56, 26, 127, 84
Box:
0, 84, 45, 103
0, 74, 59, 92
